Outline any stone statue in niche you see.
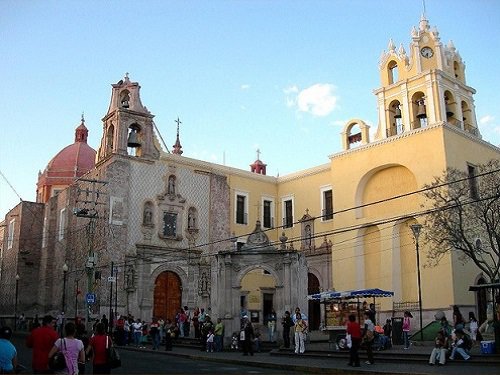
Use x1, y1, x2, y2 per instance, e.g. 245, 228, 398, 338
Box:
199, 272, 210, 295
168, 176, 176, 195
143, 204, 153, 226
305, 224, 312, 247
125, 264, 136, 291
188, 210, 196, 229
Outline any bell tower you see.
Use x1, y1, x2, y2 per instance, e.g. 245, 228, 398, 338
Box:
373, 14, 479, 141
97, 74, 160, 163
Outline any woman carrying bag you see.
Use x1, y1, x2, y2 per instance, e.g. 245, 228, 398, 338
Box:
48, 322, 85, 375
86, 323, 111, 374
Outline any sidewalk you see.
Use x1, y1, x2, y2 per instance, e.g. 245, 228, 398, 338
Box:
118, 338, 500, 375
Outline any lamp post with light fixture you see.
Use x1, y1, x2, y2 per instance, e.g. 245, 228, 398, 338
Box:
410, 223, 424, 341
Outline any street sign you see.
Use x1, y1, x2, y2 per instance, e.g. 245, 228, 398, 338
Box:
86, 293, 96, 304
108, 276, 116, 283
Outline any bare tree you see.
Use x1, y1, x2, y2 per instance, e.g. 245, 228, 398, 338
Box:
421, 159, 500, 284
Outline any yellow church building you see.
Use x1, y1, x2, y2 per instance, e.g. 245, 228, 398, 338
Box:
230, 14, 499, 329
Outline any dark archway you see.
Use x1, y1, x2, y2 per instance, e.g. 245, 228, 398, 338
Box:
153, 271, 181, 321
308, 273, 321, 330
477, 277, 487, 324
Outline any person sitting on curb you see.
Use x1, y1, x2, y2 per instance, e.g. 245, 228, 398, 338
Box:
449, 328, 471, 361
429, 330, 448, 366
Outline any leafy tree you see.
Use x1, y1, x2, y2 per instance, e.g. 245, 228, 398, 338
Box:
421, 159, 500, 284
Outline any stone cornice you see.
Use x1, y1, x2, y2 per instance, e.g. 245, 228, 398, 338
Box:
276, 163, 331, 183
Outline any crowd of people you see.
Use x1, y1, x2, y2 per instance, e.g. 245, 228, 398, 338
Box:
1, 302, 496, 374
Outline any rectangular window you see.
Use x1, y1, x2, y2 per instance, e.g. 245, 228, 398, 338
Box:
58, 208, 66, 241
235, 192, 248, 225
322, 189, 333, 220
7, 219, 15, 249
163, 212, 177, 237
468, 164, 479, 200
263, 199, 273, 228
283, 199, 293, 228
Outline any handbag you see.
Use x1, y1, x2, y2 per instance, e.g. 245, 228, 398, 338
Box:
49, 338, 67, 371
106, 336, 122, 369
346, 333, 353, 348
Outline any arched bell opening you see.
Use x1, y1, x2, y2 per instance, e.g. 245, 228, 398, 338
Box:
347, 123, 362, 148
127, 123, 142, 157
387, 60, 399, 85
453, 60, 465, 83
461, 100, 475, 135
388, 100, 403, 136
120, 90, 130, 109
411, 92, 427, 129
106, 124, 114, 155
444, 91, 458, 126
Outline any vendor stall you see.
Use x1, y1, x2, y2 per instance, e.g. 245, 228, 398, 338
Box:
308, 288, 394, 350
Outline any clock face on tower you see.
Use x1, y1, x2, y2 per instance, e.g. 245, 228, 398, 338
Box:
421, 46, 434, 58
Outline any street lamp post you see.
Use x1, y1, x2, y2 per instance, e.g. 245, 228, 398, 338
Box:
62, 263, 69, 322
410, 223, 424, 341
14, 274, 20, 331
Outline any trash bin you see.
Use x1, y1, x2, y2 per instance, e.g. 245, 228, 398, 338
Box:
392, 317, 403, 345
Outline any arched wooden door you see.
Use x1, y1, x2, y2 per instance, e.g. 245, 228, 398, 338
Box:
153, 271, 181, 321
308, 273, 321, 330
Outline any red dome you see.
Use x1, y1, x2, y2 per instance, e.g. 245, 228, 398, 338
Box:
37, 118, 96, 203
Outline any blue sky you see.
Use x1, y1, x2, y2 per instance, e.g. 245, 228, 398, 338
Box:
1, 0, 500, 219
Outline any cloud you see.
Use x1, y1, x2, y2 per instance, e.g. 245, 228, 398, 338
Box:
284, 83, 338, 117
240, 84, 251, 90
480, 115, 494, 125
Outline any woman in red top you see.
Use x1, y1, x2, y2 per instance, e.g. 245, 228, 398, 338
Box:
86, 323, 111, 374
346, 314, 361, 367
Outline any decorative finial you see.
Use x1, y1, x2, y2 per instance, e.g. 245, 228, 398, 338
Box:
124, 72, 130, 82
81, 112, 85, 123
388, 39, 396, 52
256, 148, 261, 160
172, 117, 183, 155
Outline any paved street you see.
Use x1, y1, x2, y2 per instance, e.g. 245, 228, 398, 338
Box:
13, 335, 299, 374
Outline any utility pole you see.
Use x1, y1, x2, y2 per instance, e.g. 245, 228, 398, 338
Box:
74, 178, 107, 331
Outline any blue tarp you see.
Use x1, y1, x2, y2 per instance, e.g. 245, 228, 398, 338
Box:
308, 288, 394, 301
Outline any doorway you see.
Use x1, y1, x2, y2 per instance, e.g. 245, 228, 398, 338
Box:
308, 273, 321, 330
153, 271, 181, 321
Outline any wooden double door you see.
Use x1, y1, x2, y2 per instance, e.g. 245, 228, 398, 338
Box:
153, 271, 182, 321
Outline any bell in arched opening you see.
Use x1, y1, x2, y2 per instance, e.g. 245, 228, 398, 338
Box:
127, 127, 141, 148
416, 100, 427, 119
394, 105, 402, 119
446, 104, 454, 117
